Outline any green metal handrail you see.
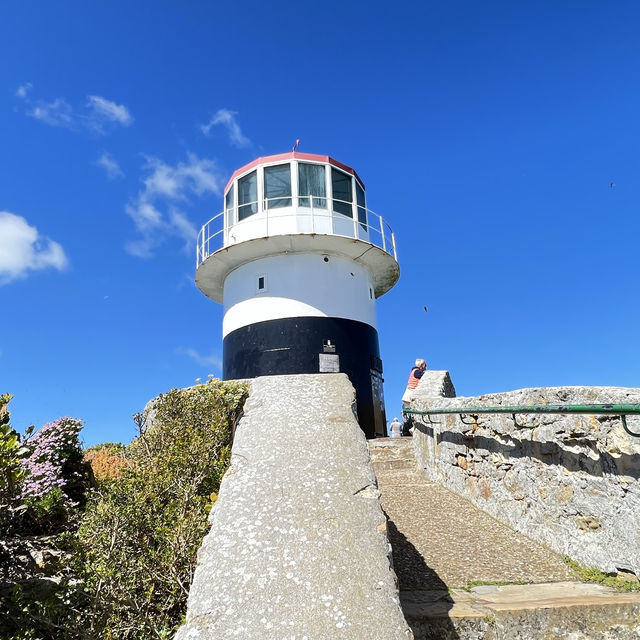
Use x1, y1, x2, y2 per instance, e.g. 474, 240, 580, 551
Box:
403, 403, 640, 437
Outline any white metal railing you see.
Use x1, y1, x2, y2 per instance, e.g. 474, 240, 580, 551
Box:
197, 196, 397, 267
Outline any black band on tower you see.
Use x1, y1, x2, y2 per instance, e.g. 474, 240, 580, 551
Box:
223, 316, 385, 438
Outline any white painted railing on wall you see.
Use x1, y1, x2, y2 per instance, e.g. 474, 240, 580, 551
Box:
197, 197, 397, 267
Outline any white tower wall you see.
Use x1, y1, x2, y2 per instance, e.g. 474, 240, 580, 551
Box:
222, 253, 377, 337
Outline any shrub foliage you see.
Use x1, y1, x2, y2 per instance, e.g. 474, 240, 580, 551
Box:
78, 379, 248, 638
0, 394, 29, 532
83, 442, 130, 484
0, 379, 248, 640
21, 417, 90, 533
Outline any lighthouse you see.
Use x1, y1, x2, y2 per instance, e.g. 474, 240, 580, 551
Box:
195, 152, 399, 438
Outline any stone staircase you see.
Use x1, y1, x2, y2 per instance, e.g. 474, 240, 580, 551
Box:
369, 436, 417, 473
369, 437, 640, 640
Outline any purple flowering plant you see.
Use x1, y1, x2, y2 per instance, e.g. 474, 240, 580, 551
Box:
21, 417, 84, 505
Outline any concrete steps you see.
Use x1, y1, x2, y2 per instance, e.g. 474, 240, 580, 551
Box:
369, 437, 640, 639
369, 436, 417, 472
400, 583, 640, 640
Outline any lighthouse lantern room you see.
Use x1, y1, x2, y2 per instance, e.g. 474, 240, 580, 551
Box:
195, 152, 399, 438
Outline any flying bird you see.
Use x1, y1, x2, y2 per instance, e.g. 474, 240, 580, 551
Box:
610, 182, 615, 188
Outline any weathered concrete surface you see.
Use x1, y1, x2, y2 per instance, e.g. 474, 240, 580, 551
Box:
370, 437, 640, 639
401, 583, 640, 640
370, 438, 577, 590
409, 377, 640, 578
175, 373, 412, 640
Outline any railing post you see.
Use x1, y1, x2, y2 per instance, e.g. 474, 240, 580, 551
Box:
352, 201, 358, 239
311, 194, 315, 233
379, 215, 386, 252
391, 231, 397, 261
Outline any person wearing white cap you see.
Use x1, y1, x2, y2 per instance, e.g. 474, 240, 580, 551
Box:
389, 417, 403, 438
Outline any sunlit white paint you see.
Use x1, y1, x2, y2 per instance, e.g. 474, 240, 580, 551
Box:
222, 253, 376, 337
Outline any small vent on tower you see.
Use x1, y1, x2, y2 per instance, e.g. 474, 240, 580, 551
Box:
257, 274, 267, 292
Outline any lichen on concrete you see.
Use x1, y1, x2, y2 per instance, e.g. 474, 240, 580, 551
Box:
175, 373, 412, 640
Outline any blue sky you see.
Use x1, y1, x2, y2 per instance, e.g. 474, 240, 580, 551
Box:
2, 1, 639, 446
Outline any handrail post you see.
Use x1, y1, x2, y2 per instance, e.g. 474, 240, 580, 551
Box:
352, 202, 358, 239
379, 215, 386, 252
391, 231, 397, 261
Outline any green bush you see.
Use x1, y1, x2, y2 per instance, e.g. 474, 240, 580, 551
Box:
0, 394, 29, 534
0, 579, 89, 640
0, 379, 248, 640
77, 379, 248, 639
0, 397, 90, 638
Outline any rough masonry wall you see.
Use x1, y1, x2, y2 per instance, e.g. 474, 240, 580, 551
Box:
409, 372, 640, 577
175, 373, 411, 640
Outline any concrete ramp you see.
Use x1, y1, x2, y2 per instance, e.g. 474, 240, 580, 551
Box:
175, 373, 411, 640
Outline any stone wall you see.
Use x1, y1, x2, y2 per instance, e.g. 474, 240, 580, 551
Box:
409, 372, 640, 577
175, 373, 412, 640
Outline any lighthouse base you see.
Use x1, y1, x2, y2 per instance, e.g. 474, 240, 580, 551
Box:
223, 317, 386, 438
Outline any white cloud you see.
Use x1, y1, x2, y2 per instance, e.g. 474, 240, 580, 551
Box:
142, 158, 184, 199
16, 85, 133, 135
87, 95, 133, 127
124, 237, 156, 259
28, 98, 75, 128
15, 82, 32, 98
0, 212, 69, 285
125, 199, 162, 232
177, 347, 223, 370
125, 153, 223, 257
95, 152, 124, 179
169, 209, 198, 243
201, 109, 251, 147
142, 154, 222, 199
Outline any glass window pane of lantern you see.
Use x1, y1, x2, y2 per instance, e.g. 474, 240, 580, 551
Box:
356, 181, 367, 231
238, 170, 258, 220
264, 164, 292, 209
225, 187, 235, 227
331, 168, 352, 217
298, 163, 326, 208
